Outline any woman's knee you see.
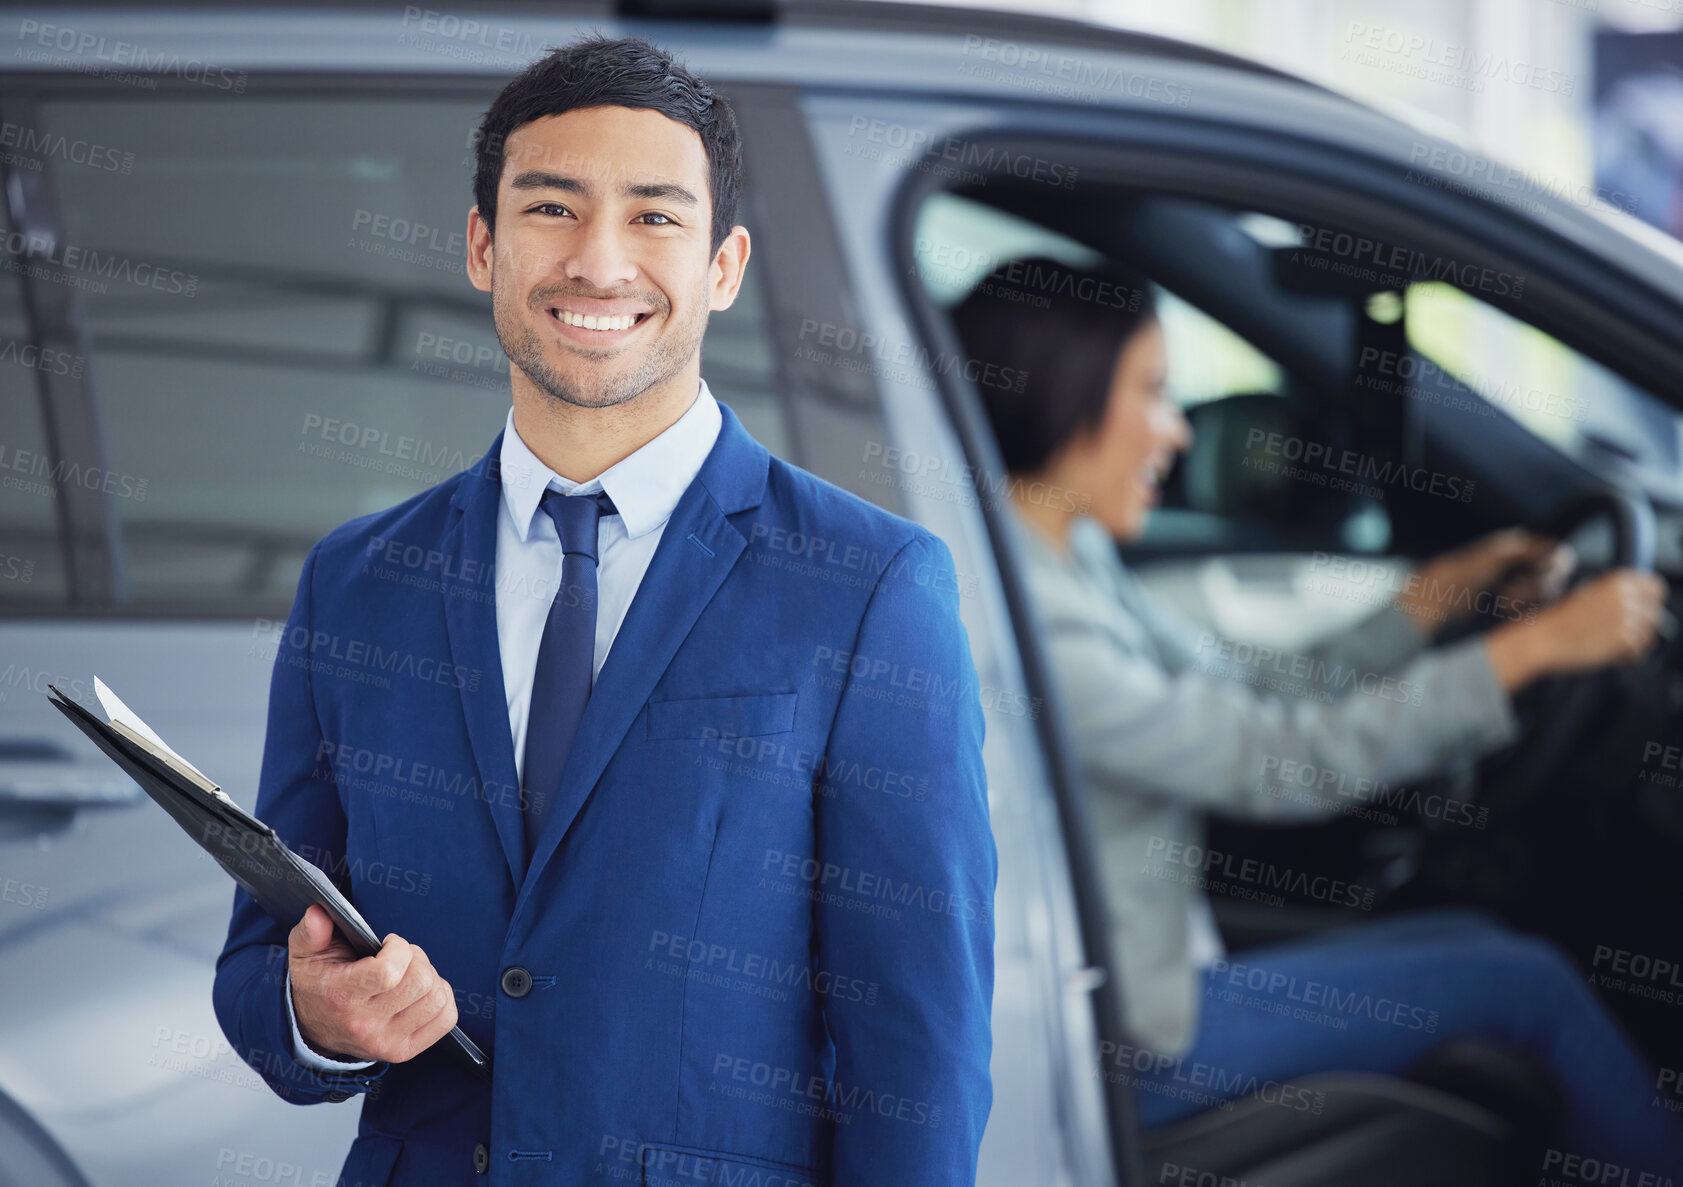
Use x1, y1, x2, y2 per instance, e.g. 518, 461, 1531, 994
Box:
1467, 929, 1584, 994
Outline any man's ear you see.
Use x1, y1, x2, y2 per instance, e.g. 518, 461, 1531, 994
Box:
466, 205, 493, 294
708, 225, 751, 313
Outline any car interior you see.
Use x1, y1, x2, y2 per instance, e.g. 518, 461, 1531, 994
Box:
906, 170, 1683, 1184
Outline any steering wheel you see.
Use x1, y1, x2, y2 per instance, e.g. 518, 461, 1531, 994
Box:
1472, 487, 1657, 814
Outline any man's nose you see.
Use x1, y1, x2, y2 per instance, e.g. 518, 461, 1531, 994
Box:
562, 216, 638, 287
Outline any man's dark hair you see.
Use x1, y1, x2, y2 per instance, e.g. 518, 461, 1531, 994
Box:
473, 33, 743, 258
948, 255, 1158, 475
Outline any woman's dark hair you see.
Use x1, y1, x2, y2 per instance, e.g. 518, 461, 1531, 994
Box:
472, 33, 743, 257
948, 255, 1158, 475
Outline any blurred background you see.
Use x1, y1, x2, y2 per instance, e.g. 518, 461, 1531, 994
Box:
942, 0, 1683, 246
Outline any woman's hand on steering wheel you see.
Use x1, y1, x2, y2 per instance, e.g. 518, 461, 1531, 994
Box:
1472, 489, 1662, 813
1484, 569, 1668, 692
1396, 528, 1574, 638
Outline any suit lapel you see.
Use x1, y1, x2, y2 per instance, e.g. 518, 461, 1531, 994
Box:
440, 433, 525, 890
519, 399, 769, 899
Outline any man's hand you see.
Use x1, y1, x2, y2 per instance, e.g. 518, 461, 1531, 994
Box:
1397, 528, 1573, 636
1485, 569, 1668, 691
288, 904, 458, 1064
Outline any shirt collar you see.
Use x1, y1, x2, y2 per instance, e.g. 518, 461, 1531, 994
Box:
1005, 496, 1078, 571
499, 377, 723, 543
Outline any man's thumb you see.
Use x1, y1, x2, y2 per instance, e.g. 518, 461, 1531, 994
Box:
291, 904, 336, 957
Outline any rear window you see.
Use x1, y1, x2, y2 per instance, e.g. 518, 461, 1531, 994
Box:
3, 90, 789, 616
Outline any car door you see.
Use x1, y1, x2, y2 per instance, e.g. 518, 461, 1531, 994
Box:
871, 64, 1683, 1179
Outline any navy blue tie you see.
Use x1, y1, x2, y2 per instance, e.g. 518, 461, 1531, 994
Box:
522, 487, 618, 871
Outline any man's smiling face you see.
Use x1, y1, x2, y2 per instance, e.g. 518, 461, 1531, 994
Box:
467, 104, 745, 410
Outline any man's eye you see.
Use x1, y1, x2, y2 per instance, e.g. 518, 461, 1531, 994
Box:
532, 203, 573, 217
638, 212, 674, 226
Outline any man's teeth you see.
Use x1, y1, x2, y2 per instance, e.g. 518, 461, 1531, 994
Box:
556, 310, 639, 330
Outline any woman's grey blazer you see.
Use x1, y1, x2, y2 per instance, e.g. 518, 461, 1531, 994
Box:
1005, 503, 1520, 1056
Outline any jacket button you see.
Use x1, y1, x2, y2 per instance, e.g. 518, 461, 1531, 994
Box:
473, 1142, 490, 1174
501, 966, 532, 998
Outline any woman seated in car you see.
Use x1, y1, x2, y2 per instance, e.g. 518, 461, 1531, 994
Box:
948, 255, 1682, 1168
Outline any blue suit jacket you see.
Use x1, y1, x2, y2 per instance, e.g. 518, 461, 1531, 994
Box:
213, 398, 996, 1187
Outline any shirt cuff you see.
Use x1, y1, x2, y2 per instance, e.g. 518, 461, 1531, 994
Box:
286, 968, 378, 1072
1437, 636, 1523, 754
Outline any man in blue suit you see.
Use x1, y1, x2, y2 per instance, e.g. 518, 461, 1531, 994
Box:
213, 32, 996, 1187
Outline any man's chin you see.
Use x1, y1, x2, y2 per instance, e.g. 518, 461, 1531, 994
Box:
529, 362, 657, 409
534, 380, 629, 409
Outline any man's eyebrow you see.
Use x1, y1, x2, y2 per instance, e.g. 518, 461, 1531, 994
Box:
509, 171, 699, 208
627, 181, 699, 207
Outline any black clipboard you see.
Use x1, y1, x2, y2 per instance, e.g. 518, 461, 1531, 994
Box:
46, 680, 491, 1081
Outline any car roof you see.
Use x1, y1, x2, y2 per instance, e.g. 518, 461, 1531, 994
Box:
7, 0, 1683, 312
1, 0, 1338, 92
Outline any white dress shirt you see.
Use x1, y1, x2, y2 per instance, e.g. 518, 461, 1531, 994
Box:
289, 378, 723, 1072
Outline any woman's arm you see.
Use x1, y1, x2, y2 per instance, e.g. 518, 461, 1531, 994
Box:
1036, 597, 1519, 825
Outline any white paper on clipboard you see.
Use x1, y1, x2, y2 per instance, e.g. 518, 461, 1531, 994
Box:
93, 676, 222, 796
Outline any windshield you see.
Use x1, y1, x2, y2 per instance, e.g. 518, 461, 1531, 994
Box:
1404, 279, 1683, 496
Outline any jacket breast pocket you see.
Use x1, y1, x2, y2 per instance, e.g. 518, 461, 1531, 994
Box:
644, 691, 799, 741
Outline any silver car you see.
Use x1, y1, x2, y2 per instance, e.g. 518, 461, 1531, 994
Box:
3, 3, 1682, 1184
